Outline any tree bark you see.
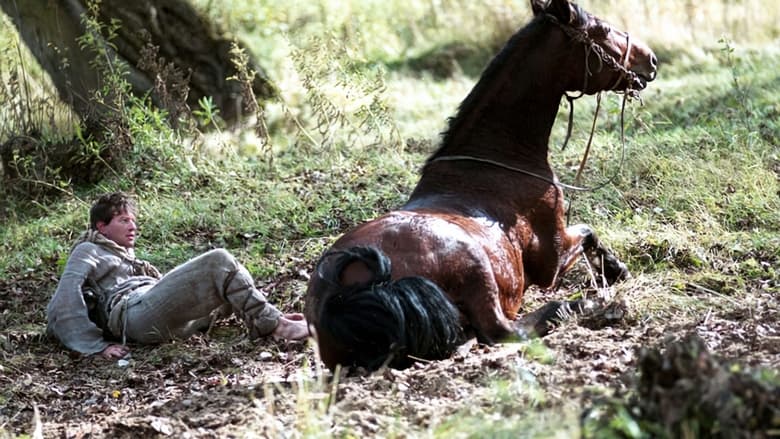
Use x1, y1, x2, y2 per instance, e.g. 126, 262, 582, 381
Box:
0, 0, 276, 126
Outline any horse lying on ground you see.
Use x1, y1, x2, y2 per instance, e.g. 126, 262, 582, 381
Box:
304, 0, 657, 371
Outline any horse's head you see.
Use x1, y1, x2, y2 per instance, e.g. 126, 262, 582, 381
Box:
532, 0, 657, 95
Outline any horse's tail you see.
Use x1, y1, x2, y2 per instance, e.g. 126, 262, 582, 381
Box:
313, 246, 465, 371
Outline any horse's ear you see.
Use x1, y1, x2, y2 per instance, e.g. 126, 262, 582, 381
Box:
530, 0, 547, 16
546, 0, 574, 24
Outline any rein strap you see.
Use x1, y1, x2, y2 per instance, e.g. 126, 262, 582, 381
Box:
429, 155, 591, 192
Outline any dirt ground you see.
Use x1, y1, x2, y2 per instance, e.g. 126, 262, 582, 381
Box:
1, 265, 778, 438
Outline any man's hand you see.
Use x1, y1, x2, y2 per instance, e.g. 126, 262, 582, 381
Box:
100, 344, 130, 360
272, 313, 309, 341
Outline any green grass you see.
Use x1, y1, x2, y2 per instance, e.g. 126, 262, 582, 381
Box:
1, 0, 779, 437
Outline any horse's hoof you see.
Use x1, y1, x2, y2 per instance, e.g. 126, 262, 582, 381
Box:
603, 260, 631, 285
615, 262, 631, 281
515, 300, 575, 337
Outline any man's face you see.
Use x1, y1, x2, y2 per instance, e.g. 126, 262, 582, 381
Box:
97, 210, 137, 249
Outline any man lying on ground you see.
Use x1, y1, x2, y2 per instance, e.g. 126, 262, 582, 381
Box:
47, 191, 308, 360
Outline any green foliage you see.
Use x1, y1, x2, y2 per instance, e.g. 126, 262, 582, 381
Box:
285, 31, 401, 152
76, 0, 131, 118
581, 397, 657, 439
717, 37, 755, 133
193, 96, 223, 131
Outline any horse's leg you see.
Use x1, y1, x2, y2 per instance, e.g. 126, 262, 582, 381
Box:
515, 299, 584, 337
459, 278, 521, 344
512, 225, 629, 338
560, 224, 630, 286
452, 260, 525, 344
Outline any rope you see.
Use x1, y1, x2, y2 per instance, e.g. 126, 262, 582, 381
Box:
429, 155, 591, 192
574, 92, 602, 185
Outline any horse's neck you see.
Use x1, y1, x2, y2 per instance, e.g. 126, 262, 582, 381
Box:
407, 35, 569, 213
432, 43, 565, 168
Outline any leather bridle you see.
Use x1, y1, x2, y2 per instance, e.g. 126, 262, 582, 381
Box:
551, 13, 644, 191
549, 13, 641, 98
430, 13, 647, 193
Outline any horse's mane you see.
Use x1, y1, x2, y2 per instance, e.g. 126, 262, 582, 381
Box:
430, 3, 590, 162
315, 247, 464, 370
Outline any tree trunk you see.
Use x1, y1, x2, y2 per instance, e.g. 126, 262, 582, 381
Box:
0, 0, 276, 126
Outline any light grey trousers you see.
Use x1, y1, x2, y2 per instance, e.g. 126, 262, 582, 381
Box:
108, 249, 282, 343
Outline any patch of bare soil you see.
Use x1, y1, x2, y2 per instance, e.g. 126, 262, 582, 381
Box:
636, 334, 777, 436
1, 271, 778, 437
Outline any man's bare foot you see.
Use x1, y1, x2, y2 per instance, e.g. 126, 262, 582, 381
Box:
272, 313, 309, 340
100, 344, 130, 360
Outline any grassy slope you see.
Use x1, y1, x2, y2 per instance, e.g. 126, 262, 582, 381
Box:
1, 0, 779, 436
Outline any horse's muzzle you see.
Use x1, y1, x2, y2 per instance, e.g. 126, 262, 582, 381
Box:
630, 50, 658, 90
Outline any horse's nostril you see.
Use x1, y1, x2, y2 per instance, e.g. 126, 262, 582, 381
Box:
650, 54, 658, 69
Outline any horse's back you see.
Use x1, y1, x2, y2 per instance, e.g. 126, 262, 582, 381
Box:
305, 209, 525, 342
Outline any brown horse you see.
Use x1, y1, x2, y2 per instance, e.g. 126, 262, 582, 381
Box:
304, 0, 657, 371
